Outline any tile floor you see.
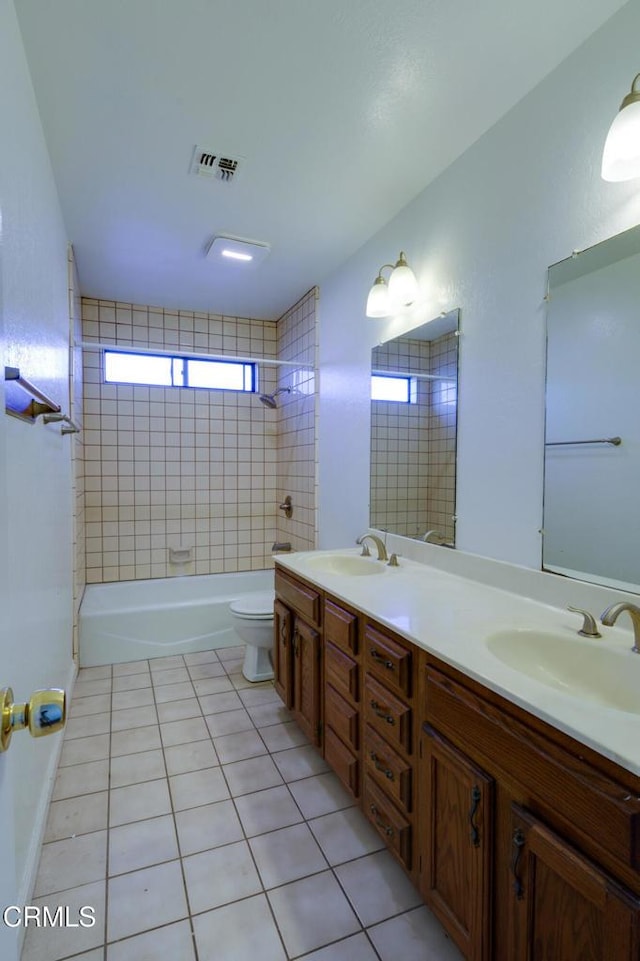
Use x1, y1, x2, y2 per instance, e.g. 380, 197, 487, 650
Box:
22, 646, 462, 961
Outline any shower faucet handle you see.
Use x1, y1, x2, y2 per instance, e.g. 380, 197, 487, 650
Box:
278, 495, 293, 518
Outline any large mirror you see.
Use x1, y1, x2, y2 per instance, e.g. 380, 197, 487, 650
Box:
370, 309, 459, 544
543, 223, 640, 593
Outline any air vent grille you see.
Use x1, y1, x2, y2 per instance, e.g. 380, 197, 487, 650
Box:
191, 146, 242, 184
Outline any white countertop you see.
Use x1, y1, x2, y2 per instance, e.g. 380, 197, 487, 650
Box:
274, 548, 640, 777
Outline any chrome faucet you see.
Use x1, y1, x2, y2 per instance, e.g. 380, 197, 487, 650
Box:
600, 602, 640, 653
356, 533, 388, 562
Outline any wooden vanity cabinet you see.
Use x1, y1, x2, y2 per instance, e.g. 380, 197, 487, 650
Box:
273, 567, 640, 961
273, 571, 322, 747
420, 655, 640, 961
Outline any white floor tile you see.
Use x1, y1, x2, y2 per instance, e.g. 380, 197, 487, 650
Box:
308, 807, 384, 865
222, 755, 284, 796
110, 725, 161, 757
193, 895, 286, 961
287, 771, 355, 819
107, 861, 188, 942
271, 745, 330, 782
45, 793, 109, 841
234, 785, 303, 838
160, 716, 210, 747
175, 799, 244, 855
109, 815, 178, 875
169, 766, 230, 810
106, 919, 196, 961
59, 733, 110, 767
52, 759, 109, 800
249, 822, 327, 889
109, 749, 166, 788
35, 831, 107, 896
368, 906, 464, 961
334, 850, 423, 926
302, 932, 381, 961
109, 779, 172, 826
214, 728, 267, 763
163, 738, 219, 776
204, 707, 254, 737
183, 840, 262, 914
21, 880, 105, 961
268, 871, 361, 957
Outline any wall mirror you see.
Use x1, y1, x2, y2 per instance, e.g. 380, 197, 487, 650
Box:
543, 223, 640, 593
370, 309, 459, 544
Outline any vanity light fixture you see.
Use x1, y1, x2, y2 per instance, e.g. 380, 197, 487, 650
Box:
365, 251, 419, 318
601, 72, 640, 182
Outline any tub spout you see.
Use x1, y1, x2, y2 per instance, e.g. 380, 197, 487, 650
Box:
272, 542, 292, 553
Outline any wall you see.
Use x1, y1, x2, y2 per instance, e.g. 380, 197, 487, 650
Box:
0, 0, 74, 945
275, 287, 318, 551
69, 247, 85, 654
371, 330, 457, 541
318, 1, 640, 571
81, 300, 280, 581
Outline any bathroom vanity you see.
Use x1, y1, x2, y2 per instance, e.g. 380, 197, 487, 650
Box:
273, 553, 640, 961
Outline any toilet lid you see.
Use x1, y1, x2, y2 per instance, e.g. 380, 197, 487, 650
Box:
230, 591, 275, 617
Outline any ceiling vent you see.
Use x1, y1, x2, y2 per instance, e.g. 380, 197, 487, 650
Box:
191, 146, 242, 184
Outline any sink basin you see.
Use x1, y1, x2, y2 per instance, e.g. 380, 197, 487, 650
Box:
301, 553, 386, 576
485, 629, 640, 714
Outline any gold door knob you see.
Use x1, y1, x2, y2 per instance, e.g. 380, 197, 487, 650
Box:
0, 687, 66, 753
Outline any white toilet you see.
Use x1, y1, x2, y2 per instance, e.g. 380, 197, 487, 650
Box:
229, 591, 275, 682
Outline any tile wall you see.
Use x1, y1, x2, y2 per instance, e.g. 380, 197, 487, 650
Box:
81, 301, 281, 583
370, 331, 457, 542
275, 288, 318, 553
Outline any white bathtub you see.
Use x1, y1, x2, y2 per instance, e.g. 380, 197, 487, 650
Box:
78, 571, 274, 667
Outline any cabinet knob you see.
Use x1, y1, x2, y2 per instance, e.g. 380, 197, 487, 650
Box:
0, 687, 66, 753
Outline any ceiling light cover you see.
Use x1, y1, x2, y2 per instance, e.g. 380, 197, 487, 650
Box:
206, 236, 271, 266
602, 73, 640, 182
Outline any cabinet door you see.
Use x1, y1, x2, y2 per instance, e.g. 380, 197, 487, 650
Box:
293, 618, 322, 747
420, 725, 493, 961
273, 599, 293, 708
508, 804, 640, 961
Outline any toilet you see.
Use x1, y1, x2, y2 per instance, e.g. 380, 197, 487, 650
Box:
229, 591, 275, 682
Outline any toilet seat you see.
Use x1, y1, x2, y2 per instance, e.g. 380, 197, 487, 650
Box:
230, 591, 274, 619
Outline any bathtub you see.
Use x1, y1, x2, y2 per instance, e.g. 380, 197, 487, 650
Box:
78, 570, 274, 667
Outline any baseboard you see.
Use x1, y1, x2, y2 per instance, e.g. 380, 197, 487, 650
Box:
15, 658, 78, 951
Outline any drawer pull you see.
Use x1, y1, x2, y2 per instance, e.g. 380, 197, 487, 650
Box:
369, 803, 394, 837
370, 649, 394, 670
369, 751, 394, 780
370, 700, 394, 724
511, 827, 526, 900
468, 785, 481, 846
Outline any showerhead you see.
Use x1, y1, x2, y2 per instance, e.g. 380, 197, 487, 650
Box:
258, 386, 292, 408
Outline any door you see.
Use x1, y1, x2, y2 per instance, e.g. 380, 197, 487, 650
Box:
292, 618, 322, 746
0, 234, 19, 961
273, 599, 293, 708
508, 804, 640, 961
420, 724, 494, 961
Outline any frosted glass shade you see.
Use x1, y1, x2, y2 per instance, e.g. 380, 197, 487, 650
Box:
602, 78, 640, 182
366, 278, 390, 318
388, 262, 419, 307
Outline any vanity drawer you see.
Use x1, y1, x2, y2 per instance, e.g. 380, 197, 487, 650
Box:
365, 624, 412, 698
364, 776, 412, 871
364, 675, 412, 754
326, 641, 359, 703
275, 571, 321, 626
364, 724, 412, 813
324, 599, 359, 655
325, 684, 359, 752
325, 726, 359, 798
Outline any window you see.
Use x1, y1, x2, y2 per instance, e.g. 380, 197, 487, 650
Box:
104, 350, 256, 392
371, 374, 412, 403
